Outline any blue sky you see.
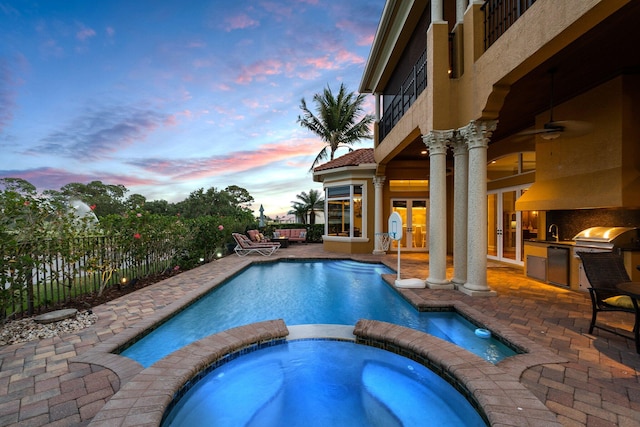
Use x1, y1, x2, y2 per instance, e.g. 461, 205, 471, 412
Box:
0, 0, 384, 219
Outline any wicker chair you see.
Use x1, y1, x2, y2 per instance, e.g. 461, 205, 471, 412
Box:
578, 251, 640, 352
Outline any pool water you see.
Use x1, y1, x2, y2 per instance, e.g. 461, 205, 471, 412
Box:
161, 340, 487, 427
121, 260, 516, 367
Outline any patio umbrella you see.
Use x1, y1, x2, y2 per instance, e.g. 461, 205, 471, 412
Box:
259, 204, 265, 227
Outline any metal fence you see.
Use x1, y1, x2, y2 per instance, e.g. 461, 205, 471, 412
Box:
482, 0, 537, 49
2, 235, 177, 320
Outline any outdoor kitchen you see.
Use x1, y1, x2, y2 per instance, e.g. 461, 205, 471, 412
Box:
524, 210, 640, 291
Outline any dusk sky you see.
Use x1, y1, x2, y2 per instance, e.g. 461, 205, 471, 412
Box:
0, 0, 384, 219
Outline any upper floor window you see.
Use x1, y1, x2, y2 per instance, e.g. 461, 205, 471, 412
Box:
488, 152, 535, 181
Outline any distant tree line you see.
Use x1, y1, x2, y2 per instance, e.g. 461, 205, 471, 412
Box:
5, 178, 255, 221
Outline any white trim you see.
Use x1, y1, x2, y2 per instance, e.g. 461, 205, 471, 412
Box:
323, 180, 369, 239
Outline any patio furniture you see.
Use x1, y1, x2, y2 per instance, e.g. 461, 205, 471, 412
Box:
615, 282, 640, 353
577, 252, 639, 348
274, 228, 307, 243
232, 233, 280, 257
247, 229, 270, 242
270, 236, 290, 248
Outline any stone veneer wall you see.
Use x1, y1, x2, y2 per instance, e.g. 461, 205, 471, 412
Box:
545, 209, 640, 242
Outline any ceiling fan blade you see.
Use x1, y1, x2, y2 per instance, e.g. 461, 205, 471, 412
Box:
515, 127, 559, 137
548, 120, 593, 138
515, 120, 592, 139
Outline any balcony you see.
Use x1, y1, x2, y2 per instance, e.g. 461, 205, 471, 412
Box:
482, 0, 537, 49
379, 49, 427, 142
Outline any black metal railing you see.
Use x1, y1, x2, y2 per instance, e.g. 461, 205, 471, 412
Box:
482, 0, 537, 49
2, 235, 177, 320
379, 49, 427, 142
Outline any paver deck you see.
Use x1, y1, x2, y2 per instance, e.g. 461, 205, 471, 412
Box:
1, 244, 639, 426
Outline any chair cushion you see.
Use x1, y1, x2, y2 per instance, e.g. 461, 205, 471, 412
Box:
603, 295, 635, 309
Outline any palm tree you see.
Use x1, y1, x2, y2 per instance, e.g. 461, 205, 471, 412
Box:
288, 202, 308, 224
293, 189, 324, 225
298, 83, 374, 171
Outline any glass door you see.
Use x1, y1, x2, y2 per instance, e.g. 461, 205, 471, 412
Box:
487, 188, 520, 264
391, 199, 428, 252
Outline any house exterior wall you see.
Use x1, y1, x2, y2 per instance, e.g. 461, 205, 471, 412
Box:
366, 0, 638, 212
358, 0, 640, 288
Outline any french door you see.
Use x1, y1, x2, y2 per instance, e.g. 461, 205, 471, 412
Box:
390, 199, 428, 252
487, 187, 522, 264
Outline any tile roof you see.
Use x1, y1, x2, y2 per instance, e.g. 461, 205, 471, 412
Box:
313, 148, 375, 172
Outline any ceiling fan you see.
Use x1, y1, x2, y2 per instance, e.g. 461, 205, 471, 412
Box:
517, 69, 592, 140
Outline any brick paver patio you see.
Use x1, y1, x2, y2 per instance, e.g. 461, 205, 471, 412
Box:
1, 244, 639, 426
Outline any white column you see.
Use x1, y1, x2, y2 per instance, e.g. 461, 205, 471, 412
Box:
432, 0, 444, 22
459, 120, 497, 296
423, 130, 454, 289
456, 0, 468, 24
450, 134, 468, 286
374, 93, 380, 121
373, 176, 386, 254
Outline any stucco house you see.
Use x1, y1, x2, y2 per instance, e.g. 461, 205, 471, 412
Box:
314, 0, 640, 296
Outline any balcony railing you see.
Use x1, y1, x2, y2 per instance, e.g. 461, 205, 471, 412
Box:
482, 0, 537, 49
379, 49, 427, 142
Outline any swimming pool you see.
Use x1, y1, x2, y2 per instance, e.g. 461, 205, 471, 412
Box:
121, 260, 517, 367
161, 339, 488, 427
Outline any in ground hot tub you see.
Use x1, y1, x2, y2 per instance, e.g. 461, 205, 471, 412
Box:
161, 340, 487, 427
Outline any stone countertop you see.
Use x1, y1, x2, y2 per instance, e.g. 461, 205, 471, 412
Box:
526, 239, 576, 246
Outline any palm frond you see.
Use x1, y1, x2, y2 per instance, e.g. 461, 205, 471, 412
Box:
299, 83, 375, 170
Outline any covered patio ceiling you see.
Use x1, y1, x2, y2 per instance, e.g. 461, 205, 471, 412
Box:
492, 0, 640, 142
384, 1, 640, 162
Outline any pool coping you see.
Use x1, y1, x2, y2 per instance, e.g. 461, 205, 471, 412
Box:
72, 257, 567, 426
86, 319, 563, 427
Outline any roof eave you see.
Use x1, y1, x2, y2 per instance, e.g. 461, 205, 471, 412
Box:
359, 0, 419, 94
312, 163, 378, 182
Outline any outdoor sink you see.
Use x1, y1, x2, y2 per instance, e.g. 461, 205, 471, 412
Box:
530, 239, 575, 246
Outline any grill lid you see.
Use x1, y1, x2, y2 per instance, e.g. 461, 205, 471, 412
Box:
573, 227, 640, 248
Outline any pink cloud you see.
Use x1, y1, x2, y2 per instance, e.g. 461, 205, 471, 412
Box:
224, 13, 259, 31
242, 98, 262, 109
212, 105, 244, 121
235, 58, 282, 84
304, 55, 339, 71
215, 83, 232, 91
129, 138, 320, 181
335, 49, 364, 65
335, 17, 378, 46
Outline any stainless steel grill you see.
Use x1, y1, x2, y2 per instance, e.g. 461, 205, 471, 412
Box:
572, 227, 640, 251
573, 226, 640, 291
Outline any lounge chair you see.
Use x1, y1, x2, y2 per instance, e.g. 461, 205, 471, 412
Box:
232, 233, 280, 257
578, 251, 639, 351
